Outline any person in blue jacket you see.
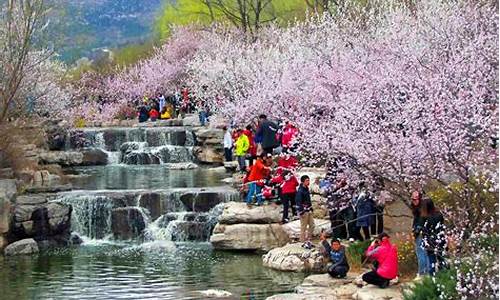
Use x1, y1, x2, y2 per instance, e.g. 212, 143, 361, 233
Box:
320, 232, 350, 278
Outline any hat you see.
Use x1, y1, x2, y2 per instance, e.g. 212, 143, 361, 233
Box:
266, 153, 273, 158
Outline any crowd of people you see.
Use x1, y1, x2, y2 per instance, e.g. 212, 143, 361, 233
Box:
136, 86, 210, 125
223, 114, 448, 288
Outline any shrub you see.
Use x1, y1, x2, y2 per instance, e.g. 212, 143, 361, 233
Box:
404, 269, 458, 300
393, 233, 418, 279
345, 240, 371, 271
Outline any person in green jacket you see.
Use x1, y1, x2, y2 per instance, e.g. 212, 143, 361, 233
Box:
234, 129, 250, 172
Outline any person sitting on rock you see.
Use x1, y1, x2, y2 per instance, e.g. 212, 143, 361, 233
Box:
320, 232, 350, 278
149, 107, 159, 121
362, 232, 398, 288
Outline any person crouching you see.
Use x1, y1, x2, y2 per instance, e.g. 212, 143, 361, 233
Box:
362, 232, 398, 288
320, 232, 350, 278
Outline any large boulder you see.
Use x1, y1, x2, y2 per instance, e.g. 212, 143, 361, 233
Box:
384, 200, 412, 234
179, 191, 231, 212
262, 243, 327, 272
81, 148, 108, 166
282, 218, 330, 240
210, 223, 289, 251
193, 146, 223, 164
4, 238, 39, 256
218, 202, 282, 224
39, 151, 84, 166
352, 285, 404, 300
111, 207, 147, 239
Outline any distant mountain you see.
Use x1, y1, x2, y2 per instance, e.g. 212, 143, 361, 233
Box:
47, 0, 167, 63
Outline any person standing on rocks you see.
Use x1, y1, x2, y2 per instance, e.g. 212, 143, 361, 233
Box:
223, 126, 233, 162
296, 175, 314, 248
273, 169, 299, 223
246, 154, 269, 206
256, 114, 279, 155
320, 233, 350, 278
362, 232, 398, 288
234, 129, 250, 172
411, 190, 429, 277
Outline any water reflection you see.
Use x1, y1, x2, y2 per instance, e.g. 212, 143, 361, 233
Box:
0, 243, 305, 300
66, 165, 229, 190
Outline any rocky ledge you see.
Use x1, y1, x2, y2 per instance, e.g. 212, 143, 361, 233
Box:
267, 273, 406, 300
262, 243, 327, 272
210, 202, 290, 252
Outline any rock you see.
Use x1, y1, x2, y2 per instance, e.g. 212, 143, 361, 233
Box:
282, 218, 330, 240
384, 200, 412, 234
183, 114, 201, 127
352, 285, 403, 300
262, 243, 328, 272
16, 195, 48, 205
46, 122, 68, 151
210, 223, 289, 251
267, 294, 335, 300
223, 161, 238, 171
0, 168, 14, 179
111, 207, 147, 239
193, 146, 223, 164
0, 235, 8, 249
311, 194, 328, 219
24, 183, 72, 194
164, 162, 198, 170
4, 238, 39, 256
195, 128, 224, 140
81, 148, 108, 165
0, 179, 17, 202
0, 196, 11, 235
70, 233, 83, 245
179, 191, 230, 212
218, 202, 282, 224
197, 289, 233, 298
39, 151, 83, 166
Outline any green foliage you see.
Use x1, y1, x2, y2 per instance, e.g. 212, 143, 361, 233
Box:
345, 240, 370, 271
155, 0, 308, 39
404, 269, 458, 300
112, 41, 158, 68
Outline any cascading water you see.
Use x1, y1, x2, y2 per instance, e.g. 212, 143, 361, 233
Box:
67, 127, 196, 165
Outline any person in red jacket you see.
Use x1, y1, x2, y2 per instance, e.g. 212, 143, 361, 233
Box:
277, 153, 298, 172
149, 108, 159, 121
362, 232, 399, 288
246, 154, 270, 206
281, 122, 298, 152
272, 169, 299, 223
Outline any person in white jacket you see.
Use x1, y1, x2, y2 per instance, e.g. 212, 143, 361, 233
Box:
223, 126, 233, 161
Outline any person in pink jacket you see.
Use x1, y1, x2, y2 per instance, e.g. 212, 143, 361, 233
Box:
362, 232, 398, 288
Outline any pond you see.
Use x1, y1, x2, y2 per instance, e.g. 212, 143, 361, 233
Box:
2, 165, 303, 299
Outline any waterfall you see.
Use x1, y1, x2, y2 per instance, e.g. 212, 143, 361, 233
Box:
66, 127, 195, 165
144, 203, 226, 242
56, 194, 114, 239
53, 188, 235, 242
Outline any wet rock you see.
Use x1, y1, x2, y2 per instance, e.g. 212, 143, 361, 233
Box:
197, 289, 233, 298
25, 184, 72, 194
111, 207, 147, 239
218, 202, 282, 224
223, 161, 238, 171
122, 152, 160, 165
39, 151, 84, 166
46, 123, 68, 151
164, 162, 198, 170
81, 148, 108, 166
145, 128, 186, 146
210, 223, 289, 251
4, 238, 39, 256
70, 233, 83, 245
262, 243, 327, 272
179, 191, 228, 212
138, 193, 162, 220
103, 129, 127, 151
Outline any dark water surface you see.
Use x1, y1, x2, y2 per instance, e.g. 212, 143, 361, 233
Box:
0, 242, 305, 300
